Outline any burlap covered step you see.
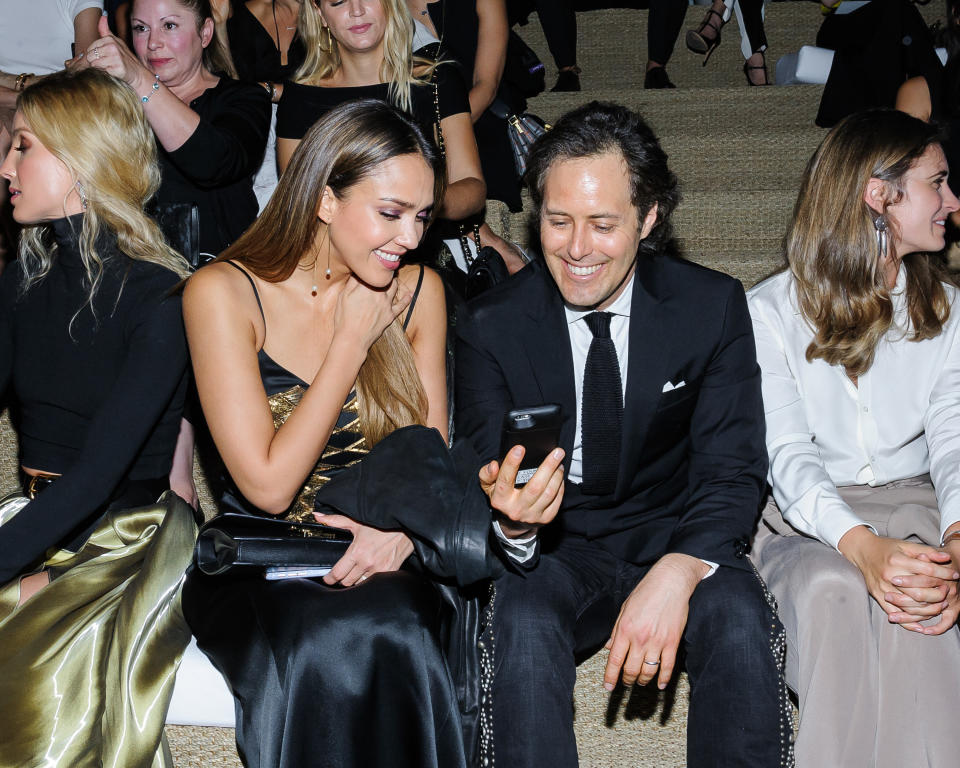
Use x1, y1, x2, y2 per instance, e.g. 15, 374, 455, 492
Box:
164, 651, 692, 768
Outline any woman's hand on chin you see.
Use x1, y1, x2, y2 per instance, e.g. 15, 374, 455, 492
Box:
314, 512, 414, 587
332, 275, 412, 353
839, 526, 960, 632
86, 15, 152, 91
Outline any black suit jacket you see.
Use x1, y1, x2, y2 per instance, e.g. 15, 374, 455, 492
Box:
454, 255, 767, 571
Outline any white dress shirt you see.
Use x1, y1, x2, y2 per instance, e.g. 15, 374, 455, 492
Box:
747, 268, 960, 549
493, 275, 717, 577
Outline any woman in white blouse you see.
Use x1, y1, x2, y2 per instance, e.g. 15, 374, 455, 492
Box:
748, 108, 960, 768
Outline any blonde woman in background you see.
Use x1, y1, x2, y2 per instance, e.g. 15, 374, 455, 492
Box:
272, 0, 525, 276
748, 109, 960, 768
0, 68, 197, 768
181, 99, 464, 768
276, 0, 482, 217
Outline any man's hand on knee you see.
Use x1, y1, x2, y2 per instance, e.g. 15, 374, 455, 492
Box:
603, 553, 709, 692
479, 446, 565, 538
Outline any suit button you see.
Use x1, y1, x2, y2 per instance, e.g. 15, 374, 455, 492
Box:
734, 537, 750, 558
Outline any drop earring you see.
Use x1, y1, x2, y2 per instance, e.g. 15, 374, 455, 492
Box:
325, 229, 332, 280
75, 180, 88, 210
873, 213, 888, 261
319, 24, 333, 52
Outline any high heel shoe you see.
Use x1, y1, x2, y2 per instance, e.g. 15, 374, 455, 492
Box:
743, 53, 769, 86
686, 7, 725, 66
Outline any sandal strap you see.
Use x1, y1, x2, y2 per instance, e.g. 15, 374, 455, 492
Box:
702, 7, 725, 29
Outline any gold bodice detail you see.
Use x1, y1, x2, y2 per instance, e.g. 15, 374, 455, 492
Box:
267, 384, 369, 525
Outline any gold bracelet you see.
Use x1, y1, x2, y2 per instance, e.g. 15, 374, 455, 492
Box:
942, 530, 960, 547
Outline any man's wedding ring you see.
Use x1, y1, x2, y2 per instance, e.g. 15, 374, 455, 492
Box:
643, 659, 660, 666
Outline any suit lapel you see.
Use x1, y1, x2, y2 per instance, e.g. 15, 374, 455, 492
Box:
519, 267, 578, 460
617, 258, 670, 494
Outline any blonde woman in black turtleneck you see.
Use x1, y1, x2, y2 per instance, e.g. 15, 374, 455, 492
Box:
0, 68, 197, 768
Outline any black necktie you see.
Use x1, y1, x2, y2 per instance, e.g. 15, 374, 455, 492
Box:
581, 312, 623, 495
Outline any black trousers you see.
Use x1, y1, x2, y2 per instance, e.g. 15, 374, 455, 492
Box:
517, 0, 687, 68
735, 0, 768, 54
491, 534, 785, 767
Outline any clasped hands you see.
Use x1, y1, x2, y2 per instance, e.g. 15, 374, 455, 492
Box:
839, 526, 960, 635
479, 445, 707, 691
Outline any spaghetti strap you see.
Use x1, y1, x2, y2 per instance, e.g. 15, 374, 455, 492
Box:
225, 261, 266, 325
402, 264, 425, 331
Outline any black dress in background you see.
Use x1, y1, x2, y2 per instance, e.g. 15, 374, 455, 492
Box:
816, 0, 943, 127
227, 1, 306, 85
276, 64, 470, 142
422, 0, 523, 211
156, 77, 271, 258
182, 265, 467, 768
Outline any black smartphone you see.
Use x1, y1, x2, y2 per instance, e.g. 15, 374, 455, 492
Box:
500, 404, 562, 486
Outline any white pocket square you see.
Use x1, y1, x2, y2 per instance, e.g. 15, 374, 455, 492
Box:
662, 380, 686, 393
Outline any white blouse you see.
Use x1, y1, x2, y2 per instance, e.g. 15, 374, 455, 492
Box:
747, 268, 960, 549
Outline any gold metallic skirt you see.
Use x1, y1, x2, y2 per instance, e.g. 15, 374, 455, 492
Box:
0, 491, 197, 768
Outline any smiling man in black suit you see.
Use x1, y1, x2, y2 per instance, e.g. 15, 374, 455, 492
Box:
455, 102, 788, 767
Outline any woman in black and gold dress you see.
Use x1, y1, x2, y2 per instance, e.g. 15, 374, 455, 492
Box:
0, 68, 197, 767
181, 99, 463, 768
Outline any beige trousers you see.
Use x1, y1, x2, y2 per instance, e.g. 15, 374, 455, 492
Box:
751, 477, 960, 768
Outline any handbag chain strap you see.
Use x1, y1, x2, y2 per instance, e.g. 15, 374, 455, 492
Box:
432, 72, 481, 267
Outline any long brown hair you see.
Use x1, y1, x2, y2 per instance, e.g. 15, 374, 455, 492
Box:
785, 109, 953, 377
216, 99, 446, 444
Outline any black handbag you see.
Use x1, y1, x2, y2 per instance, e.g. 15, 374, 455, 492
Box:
148, 200, 203, 269
488, 97, 549, 177
194, 512, 353, 575
456, 224, 510, 301
431, 77, 511, 301
501, 30, 546, 99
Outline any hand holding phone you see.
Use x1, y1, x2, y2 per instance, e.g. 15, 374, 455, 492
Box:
500, 404, 563, 487
480, 404, 566, 538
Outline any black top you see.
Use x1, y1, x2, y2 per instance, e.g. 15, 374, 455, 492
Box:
276, 63, 470, 141
424, 0, 478, 83
157, 77, 271, 258
0, 215, 189, 582
227, 1, 306, 85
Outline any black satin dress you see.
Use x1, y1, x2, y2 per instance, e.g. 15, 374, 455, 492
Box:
182, 264, 466, 768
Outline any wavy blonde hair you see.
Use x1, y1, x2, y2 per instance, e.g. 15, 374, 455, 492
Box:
16, 69, 190, 322
214, 99, 446, 445
785, 109, 954, 377
295, 0, 436, 112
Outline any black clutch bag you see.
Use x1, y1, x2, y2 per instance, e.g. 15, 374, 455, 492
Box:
195, 512, 353, 575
